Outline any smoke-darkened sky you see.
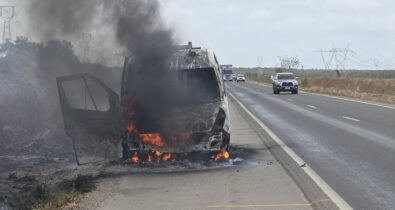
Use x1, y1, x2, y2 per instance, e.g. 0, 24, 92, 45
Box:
3, 0, 395, 69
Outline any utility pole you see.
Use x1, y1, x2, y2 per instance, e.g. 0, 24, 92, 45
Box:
0, 6, 15, 44
82, 33, 93, 63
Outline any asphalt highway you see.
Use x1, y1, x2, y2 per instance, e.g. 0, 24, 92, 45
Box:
226, 81, 395, 210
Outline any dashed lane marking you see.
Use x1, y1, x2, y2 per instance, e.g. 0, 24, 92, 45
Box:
342, 116, 361, 122
307, 105, 317, 109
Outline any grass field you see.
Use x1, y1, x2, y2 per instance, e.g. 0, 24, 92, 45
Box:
240, 68, 395, 105
235, 67, 395, 78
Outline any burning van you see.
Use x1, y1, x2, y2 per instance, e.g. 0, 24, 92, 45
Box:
56, 42, 230, 165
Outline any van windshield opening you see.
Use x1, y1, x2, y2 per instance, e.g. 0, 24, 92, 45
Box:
123, 67, 221, 106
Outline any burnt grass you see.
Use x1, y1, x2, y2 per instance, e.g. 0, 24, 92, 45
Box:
0, 146, 261, 209
0, 174, 96, 210
0, 39, 120, 209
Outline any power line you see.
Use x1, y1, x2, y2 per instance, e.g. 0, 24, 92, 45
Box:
380, 56, 395, 65
348, 55, 373, 66
347, 57, 373, 69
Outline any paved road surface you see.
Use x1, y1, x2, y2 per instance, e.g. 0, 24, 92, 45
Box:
72, 100, 328, 210
226, 81, 395, 210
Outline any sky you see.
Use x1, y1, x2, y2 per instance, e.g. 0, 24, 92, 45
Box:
2, 0, 395, 69
161, 0, 395, 69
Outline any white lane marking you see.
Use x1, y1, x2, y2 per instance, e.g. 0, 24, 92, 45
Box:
248, 81, 395, 110
228, 92, 353, 210
343, 116, 360, 122
307, 105, 317, 109
287, 98, 294, 102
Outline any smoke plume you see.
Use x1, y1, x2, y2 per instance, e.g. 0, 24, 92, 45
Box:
0, 0, 178, 157
27, 0, 178, 111
28, 0, 101, 41
28, 0, 176, 68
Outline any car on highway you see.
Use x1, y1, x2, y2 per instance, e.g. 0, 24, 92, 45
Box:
231, 74, 236, 81
272, 72, 298, 94
236, 74, 246, 82
223, 74, 232, 81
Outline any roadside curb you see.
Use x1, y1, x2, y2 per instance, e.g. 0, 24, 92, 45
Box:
228, 92, 353, 210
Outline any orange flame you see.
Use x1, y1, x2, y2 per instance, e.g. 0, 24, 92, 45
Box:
162, 153, 172, 161
154, 151, 163, 157
139, 133, 165, 147
146, 154, 154, 162
131, 151, 139, 163
212, 147, 230, 161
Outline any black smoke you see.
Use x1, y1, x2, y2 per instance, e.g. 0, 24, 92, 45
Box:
28, 0, 100, 41
27, 0, 178, 110
28, 0, 176, 68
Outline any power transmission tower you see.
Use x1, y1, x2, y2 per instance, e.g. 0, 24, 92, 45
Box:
373, 59, 380, 70
332, 44, 352, 70
320, 49, 335, 70
257, 56, 263, 67
320, 44, 353, 70
320, 44, 353, 76
0, 6, 15, 43
82, 33, 93, 63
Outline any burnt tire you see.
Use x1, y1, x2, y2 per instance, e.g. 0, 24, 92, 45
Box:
222, 131, 231, 151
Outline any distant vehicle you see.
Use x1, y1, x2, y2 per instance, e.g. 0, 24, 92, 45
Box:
223, 74, 232, 81
231, 74, 236, 81
222, 65, 233, 82
236, 74, 246, 82
272, 73, 298, 94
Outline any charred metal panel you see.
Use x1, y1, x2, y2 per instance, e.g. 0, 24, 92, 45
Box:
57, 74, 121, 165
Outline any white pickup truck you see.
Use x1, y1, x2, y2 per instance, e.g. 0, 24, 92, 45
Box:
272, 73, 298, 94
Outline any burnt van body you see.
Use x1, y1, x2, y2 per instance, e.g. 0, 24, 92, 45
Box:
56, 43, 230, 164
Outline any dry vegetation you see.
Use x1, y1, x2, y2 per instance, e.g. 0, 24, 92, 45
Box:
301, 77, 395, 104
245, 73, 395, 105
